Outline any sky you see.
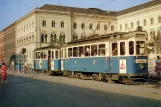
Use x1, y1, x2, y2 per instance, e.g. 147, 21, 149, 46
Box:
0, 0, 151, 31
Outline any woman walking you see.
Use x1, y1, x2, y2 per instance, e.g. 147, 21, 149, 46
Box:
155, 56, 161, 78
18, 60, 22, 73
0, 63, 8, 85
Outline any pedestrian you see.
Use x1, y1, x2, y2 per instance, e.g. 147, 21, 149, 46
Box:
0, 63, 8, 85
18, 60, 22, 73
11, 60, 15, 74
155, 56, 161, 78
24, 61, 27, 74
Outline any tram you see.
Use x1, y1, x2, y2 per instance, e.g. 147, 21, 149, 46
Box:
32, 45, 61, 74
61, 30, 148, 82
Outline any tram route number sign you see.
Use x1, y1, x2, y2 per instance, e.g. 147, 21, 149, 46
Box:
119, 59, 126, 74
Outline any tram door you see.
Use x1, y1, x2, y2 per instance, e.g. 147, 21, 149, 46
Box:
48, 50, 51, 70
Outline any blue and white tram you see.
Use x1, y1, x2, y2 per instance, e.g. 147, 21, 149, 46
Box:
33, 46, 61, 74
61, 31, 148, 81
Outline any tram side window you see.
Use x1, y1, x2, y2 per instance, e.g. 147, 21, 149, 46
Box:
120, 42, 125, 55
52, 51, 54, 59
68, 48, 72, 57
79, 46, 84, 57
44, 51, 47, 59
35, 52, 38, 59
64, 49, 66, 58
55, 51, 58, 59
136, 41, 145, 55
85, 45, 90, 57
129, 41, 134, 55
91, 44, 97, 56
41, 52, 44, 59
98, 44, 105, 56
61, 49, 63, 58
38, 52, 41, 59
112, 43, 118, 56
73, 47, 78, 57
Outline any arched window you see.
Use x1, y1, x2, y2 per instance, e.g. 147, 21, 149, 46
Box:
74, 22, 77, 29
125, 23, 128, 30
143, 19, 146, 26
59, 35, 63, 43
41, 34, 44, 42
52, 20, 55, 27
120, 24, 122, 31
111, 25, 114, 31
32, 21, 34, 28
73, 35, 75, 40
63, 35, 65, 43
75, 35, 78, 40
97, 24, 100, 30
54, 34, 57, 43
45, 34, 47, 42
131, 22, 133, 29
137, 20, 140, 27
150, 18, 154, 25
81, 23, 85, 29
50, 34, 53, 42
158, 16, 161, 23
42, 20, 46, 27
89, 23, 92, 29
104, 24, 107, 30
61, 21, 64, 28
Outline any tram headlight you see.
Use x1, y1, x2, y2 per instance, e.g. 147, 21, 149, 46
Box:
139, 64, 144, 70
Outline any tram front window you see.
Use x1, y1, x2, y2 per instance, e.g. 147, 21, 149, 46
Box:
136, 41, 145, 55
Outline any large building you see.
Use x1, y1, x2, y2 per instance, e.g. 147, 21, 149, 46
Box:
0, 31, 4, 61
3, 22, 16, 64
0, 0, 161, 66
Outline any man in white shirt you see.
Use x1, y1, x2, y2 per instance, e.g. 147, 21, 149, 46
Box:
11, 60, 15, 74
24, 61, 27, 74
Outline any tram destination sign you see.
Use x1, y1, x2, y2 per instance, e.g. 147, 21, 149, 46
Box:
135, 59, 147, 63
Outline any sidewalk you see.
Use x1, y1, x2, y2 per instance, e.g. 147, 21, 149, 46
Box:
8, 69, 161, 100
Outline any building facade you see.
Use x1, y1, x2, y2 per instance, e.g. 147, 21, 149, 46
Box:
3, 23, 16, 64
0, 31, 4, 61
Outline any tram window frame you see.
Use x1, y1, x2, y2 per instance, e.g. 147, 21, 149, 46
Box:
68, 48, 73, 57
129, 41, 134, 55
112, 43, 118, 56
91, 44, 98, 56
136, 41, 145, 55
98, 44, 105, 56
120, 42, 125, 55
73, 47, 79, 57
85, 45, 90, 57
55, 50, 59, 59
79, 46, 84, 57
51, 51, 54, 59
61, 49, 63, 58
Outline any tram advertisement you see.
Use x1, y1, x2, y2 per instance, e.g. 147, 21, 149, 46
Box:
119, 59, 126, 74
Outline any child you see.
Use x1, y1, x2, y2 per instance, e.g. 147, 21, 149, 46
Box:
0, 63, 8, 85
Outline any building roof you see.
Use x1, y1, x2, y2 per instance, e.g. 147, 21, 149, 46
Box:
39, 4, 117, 17
118, 0, 161, 16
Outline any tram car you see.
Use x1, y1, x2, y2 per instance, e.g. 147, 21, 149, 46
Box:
32, 46, 61, 74
61, 29, 148, 82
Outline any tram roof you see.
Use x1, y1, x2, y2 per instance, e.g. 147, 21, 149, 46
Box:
68, 32, 126, 44
34, 45, 60, 51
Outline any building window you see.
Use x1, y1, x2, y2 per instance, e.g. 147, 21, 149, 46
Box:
97, 24, 100, 30
45, 34, 47, 42
143, 19, 146, 26
41, 34, 44, 42
74, 22, 77, 29
125, 23, 127, 30
26, 24, 28, 31
158, 16, 161, 23
54, 34, 57, 43
131, 22, 133, 29
42, 20, 46, 27
32, 21, 34, 28
52, 20, 55, 27
111, 25, 114, 31
81, 23, 85, 29
89, 23, 92, 29
63, 35, 65, 43
104, 24, 107, 30
61, 21, 64, 28
29, 22, 31, 29
137, 20, 140, 27
120, 24, 122, 31
150, 18, 154, 25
